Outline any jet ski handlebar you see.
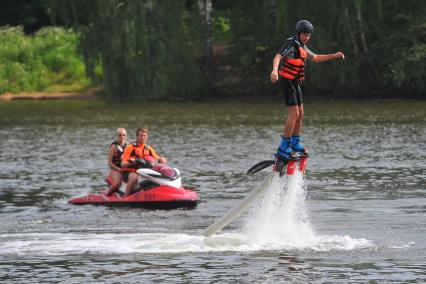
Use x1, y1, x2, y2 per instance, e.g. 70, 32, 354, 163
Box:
134, 157, 157, 169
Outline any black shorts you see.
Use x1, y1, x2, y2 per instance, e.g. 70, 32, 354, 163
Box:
278, 77, 303, 106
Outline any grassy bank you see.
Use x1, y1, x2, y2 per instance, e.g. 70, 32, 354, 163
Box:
0, 26, 92, 94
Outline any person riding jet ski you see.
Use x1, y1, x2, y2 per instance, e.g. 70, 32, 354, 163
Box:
120, 127, 167, 197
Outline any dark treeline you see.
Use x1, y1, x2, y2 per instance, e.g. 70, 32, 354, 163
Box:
4, 0, 426, 100
0, 0, 51, 33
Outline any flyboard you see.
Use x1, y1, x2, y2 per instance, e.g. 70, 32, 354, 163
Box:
202, 152, 308, 237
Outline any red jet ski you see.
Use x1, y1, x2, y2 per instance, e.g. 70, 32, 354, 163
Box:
68, 159, 199, 209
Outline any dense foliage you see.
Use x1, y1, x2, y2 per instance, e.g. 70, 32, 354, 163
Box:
0, 26, 89, 93
50, 0, 205, 101
225, 0, 426, 98
1, 0, 425, 99
0, 0, 51, 33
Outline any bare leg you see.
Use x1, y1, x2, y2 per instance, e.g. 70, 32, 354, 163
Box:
292, 104, 304, 135
106, 170, 122, 196
283, 106, 300, 137
124, 173, 138, 197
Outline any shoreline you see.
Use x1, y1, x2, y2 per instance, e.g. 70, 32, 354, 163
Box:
0, 87, 102, 101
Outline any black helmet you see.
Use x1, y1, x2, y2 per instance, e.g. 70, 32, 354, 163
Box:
295, 20, 314, 34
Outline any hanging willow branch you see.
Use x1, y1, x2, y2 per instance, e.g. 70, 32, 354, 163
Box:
50, 0, 205, 101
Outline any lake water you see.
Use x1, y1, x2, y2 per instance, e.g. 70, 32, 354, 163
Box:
0, 100, 425, 283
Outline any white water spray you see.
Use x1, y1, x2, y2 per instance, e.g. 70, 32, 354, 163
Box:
244, 170, 316, 247
201, 169, 374, 251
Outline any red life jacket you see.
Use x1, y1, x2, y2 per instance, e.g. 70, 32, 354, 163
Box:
279, 41, 307, 81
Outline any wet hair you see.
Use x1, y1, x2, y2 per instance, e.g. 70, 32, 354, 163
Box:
136, 127, 149, 136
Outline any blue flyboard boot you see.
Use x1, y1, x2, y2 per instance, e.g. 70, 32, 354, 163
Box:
276, 136, 294, 160
291, 135, 309, 157
274, 136, 296, 174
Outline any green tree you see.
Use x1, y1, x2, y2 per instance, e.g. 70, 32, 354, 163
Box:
46, 0, 426, 99
0, 0, 52, 33
221, 0, 425, 98
51, 0, 205, 101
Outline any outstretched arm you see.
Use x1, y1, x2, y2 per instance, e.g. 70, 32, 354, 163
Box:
311, 52, 345, 63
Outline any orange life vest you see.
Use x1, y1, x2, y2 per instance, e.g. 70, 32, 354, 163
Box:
129, 143, 152, 159
279, 43, 307, 81
121, 143, 156, 172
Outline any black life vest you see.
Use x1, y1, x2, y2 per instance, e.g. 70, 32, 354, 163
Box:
111, 141, 128, 168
